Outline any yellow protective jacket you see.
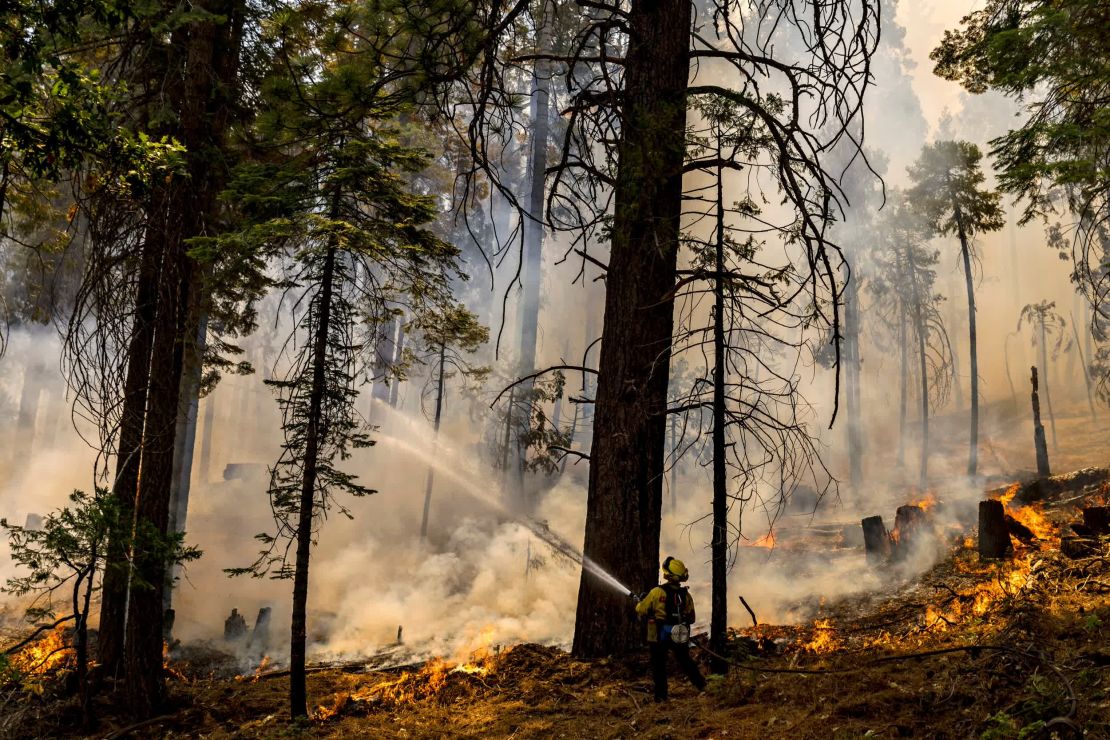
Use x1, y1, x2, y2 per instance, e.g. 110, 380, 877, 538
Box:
635, 584, 695, 643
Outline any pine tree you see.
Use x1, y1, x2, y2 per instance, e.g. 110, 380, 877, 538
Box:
908, 140, 1004, 479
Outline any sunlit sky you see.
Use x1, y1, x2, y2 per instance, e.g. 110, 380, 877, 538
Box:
898, 0, 983, 132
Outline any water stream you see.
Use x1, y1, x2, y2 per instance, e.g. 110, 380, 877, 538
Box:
370, 405, 635, 599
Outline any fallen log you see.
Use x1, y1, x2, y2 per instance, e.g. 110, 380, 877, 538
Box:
1005, 515, 1037, 544
979, 500, 1013, 560
861, 516, 891, 563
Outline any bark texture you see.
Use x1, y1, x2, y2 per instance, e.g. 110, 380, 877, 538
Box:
572, 0, 691, 659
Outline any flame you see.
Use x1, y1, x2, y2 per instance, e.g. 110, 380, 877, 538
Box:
253, 655, 273, 681
12, 628, 72, 676
746, 530, 776, 549
1007, 503, 1054, 541
801, 619, 839, 653
910, 491, 940, 512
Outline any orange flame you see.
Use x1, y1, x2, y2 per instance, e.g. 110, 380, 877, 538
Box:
801, 619, 839, 653
12, 628, 72, 676
746, 530, 776, 549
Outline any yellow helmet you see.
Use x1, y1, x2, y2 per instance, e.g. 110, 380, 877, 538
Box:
661, 556, 688, 582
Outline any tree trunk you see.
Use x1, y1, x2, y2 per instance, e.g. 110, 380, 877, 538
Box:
164, 297, 208, 620
572, 0, 690, 659
844, 265, 863, 491
978, 499, 1012, 559
1070, 312, 1097, 421
420, 340, 447, 539
124, 190, 190, 717
669, 412, 678, 513
1038, 315, 1058, 449
388, 324, 405, 408
98, 200, 165, 676
709, 147, 728, 675
289, 183, 342, 718
954, 202, 979, 478
513, 0, 553, 504
12, 355, 44, 472
897, 305, 908, 468
861, 515, 890, 563
124, 0, 242, 713
198, 389, 216, 483
1031, 366, 1051, 477
906, 247, 929, 489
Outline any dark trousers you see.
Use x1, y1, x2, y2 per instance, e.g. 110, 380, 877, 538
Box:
649, 640, 706, 701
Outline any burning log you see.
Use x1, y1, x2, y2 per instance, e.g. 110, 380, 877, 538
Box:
1083, 506, 1110, 535
978, 500, 1013, 560
1005, 515, 1037, 544
861, 515, 891, 563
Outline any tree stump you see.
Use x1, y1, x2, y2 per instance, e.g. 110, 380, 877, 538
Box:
978, 500, 1012, 559
893, 505, 932, 559
248, 607, 271, 651
1083, 506, 1110, 535
861, 515, 891, 563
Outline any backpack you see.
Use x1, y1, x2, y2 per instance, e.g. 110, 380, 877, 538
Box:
660, 585, 690, 645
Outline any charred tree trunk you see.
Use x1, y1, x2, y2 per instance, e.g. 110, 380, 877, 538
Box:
572, 0, 690, 659
1031, 366, 1051, 477
420, 340, 447, 539
861, 515, 891, 563
978, 499, 1012, 559
1038, 315, 1058, 450
669, 412, 678, 513
709, 147, 728, 675
954, 201, 979, 478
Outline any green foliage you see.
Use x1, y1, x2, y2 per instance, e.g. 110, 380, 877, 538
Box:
1018, 300, 1071, 361
932, 0, 1110, 223
223, 0, 478, 578
867, 191, 954, 411
1, 488, 199, 614
907, 140, 1005, 239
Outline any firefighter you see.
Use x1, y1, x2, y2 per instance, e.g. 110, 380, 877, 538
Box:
634, 556, 707, 702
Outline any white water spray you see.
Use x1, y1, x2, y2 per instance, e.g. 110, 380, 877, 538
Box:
371, 405, 636, 598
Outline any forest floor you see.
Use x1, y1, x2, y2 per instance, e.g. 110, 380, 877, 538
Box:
3, 467, 1110, 739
